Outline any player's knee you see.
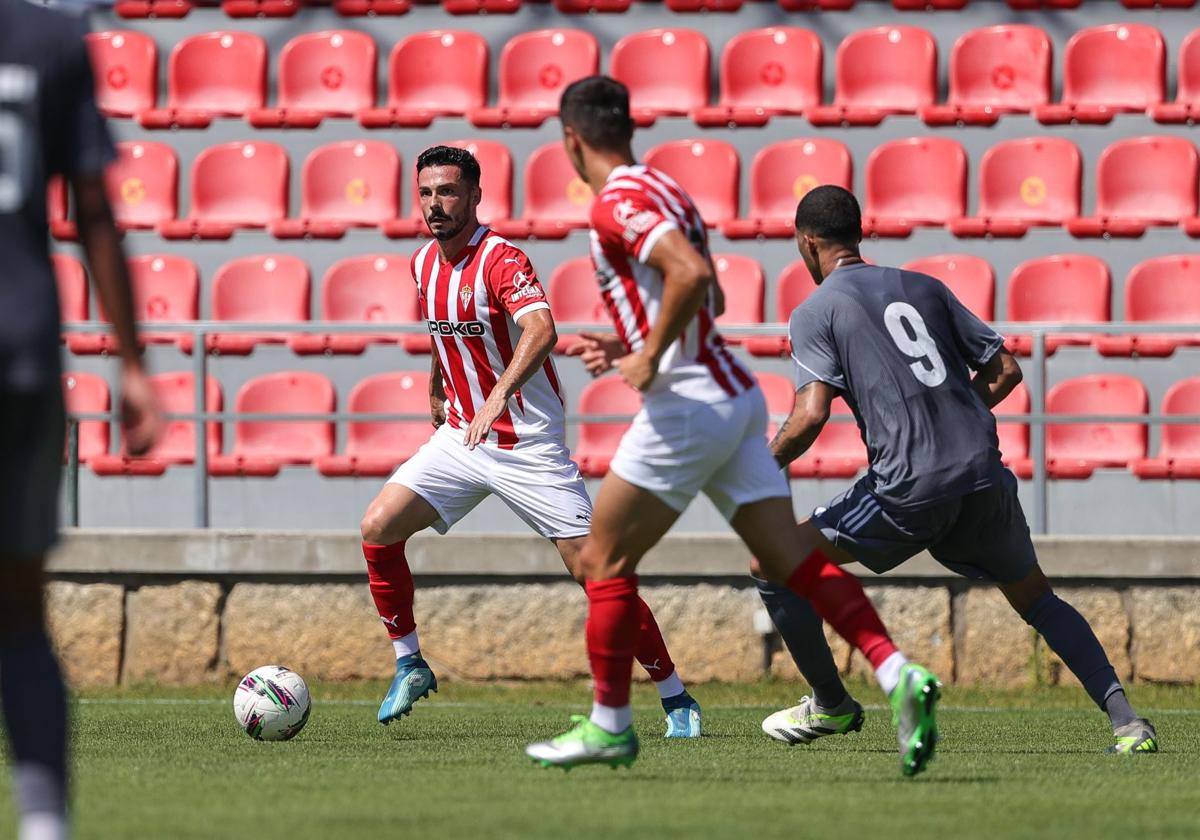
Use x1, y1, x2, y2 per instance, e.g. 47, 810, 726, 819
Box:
748, 557, 766, 579
360, 505, 401, 546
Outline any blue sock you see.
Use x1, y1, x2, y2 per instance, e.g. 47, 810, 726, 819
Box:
661, 691, 696, 712
395, 652, 429, 671
1, 627, 68, 821
753, 577, 848, 709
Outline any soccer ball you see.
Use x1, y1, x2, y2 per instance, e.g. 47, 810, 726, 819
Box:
233, 665, 311, 741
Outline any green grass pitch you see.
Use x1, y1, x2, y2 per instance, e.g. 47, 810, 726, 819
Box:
1, 680, 1197, 839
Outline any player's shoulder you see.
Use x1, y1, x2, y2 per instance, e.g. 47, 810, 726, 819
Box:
482, 229, 534, 267
4, 1, 89, 51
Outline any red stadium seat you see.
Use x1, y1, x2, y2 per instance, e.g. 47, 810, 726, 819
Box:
1006, 0, 1079, 6
470, 29, 599, 128
901, 255, 995, 321
758, 374, 867, 478
248, 31, 376, 128
222, 0, 300, 17
746, 260, 818, 357
1006, 254, 1110, 355
666, 0, 742, 10
92, 374, 222, 476
106, 141, 177, 232
575, 377, 641, 477
1132, 378, 1200, 479
778, 0, 855, 8
1037, 24, 1165, 125
54, 255, 94, 354
208, 255, 310, 355
1046, 375, 1147, 478
360, 31, 487, 128
160, 142, 289, 240
1097, 256, 1200, 357
892, 0, 965, 7
316, 373, 434, 477
922, 25, 1051, 126
492, 143, 592, 241
139, 32, 266, 129
1154, 29, 1200, 123
863, 137, 967, 236
808, 27, 936, 127
693, 28, 821, 127
384, 139, 511, 239
86, 31, 157, 119
548, 257, 606, 354
47, 178, 74, 242
333, 0, 410, 14
1067, 136, 1198, 237
994, 383, 1032, 479
114, 0, 192, 19
209, 372, 335, 477
125, 255, 200, 353
713, 254, 764, 345
949, 138, 1080, 238
1122, 0, 1195, 6
272, 141, 399, 239
610, 29, 710, 127
62, 373, 110, 464
643, 140, 739, 226
553, 0, 631, 10
442, 0, 521, 13
722, 139, 851, 240
291, 254, 422, 356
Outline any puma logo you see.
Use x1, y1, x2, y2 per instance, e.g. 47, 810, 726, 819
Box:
644, 658, 662, 672
380, 615, 402, 630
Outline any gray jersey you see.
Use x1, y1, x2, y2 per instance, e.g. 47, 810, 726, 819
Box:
789, 262, 1007, 511
0, 2, 114, 392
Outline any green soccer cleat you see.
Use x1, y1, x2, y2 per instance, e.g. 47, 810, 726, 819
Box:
377, 654, 437, 725
1107, 719, 1159, 754
526, 715, 639, 771
761, 695, 865, 745
890, 663, 941, 778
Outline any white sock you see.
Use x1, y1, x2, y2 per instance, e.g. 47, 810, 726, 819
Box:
874, 651, 909, 697
590, 702, 633, 734
20, 812, 67, 840
654, 671, 685, 700
392, 629, 420, 659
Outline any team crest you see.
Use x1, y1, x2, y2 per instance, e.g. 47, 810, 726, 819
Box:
459, 285, 474, 309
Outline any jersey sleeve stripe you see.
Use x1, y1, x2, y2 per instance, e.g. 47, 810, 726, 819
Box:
512, 300, 550, 322
637, 219, 676, 264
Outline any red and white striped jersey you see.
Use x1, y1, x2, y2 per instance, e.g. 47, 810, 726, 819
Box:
589, 164, 756, 403
411, 226, 565, 449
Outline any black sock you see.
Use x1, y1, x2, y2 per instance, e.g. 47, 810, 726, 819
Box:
753, 577, 848, 709
1, 627, 68, 820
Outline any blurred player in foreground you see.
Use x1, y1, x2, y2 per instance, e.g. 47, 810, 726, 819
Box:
764, 185, 1156, 755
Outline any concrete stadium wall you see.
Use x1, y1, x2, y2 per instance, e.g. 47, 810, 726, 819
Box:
45, 530, 1200, 688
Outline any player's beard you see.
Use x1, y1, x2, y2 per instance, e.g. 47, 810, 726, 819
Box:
427, 210, 469, 242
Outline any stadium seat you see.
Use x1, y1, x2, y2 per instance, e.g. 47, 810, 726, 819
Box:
808, 27, 936, 127
492, 143, 592, 240
209, 372, 335, 477
272, 141, 399, 239
208, 255, 310, 355
333, 0, 410, 14
221, 0, 299, 15
610, 29, 710, 126
643, 140, 739, 226
553, 0, 631, 11
248, 31, 376, 128
62, 373, 110, 465
1037, 24, 1165, 125
359, 31, 487, 128
758, 373, 867, 478
290, 254, 422, 356
994, 383, 1032, 479
316, 372, 433, 477
106, 142, 178, 232
892, 0, 966, 7
125, 255, 200, 353
53, 255, 94, 354
778, 0, 855, 8
160, 141, 289, 240
1045, 374, 1148, 478
901, 255, 995, 321
442, 0, 521, 13
721, 139, 851, 239
1152, 29, 1200, 123
575, 377, 641, 477
469, 29, 599, 128
1006, 0, 1079, 7
48, 178, 74, 241
692, 28, 822, 127
86, 31, 157, 119
1132, 378, 1200, 479
921, 26, 1052, 126
713, 254, 764, 342
862, 137, 967, 236
746, 260, 818, 357
548, 257, 606, 354
666, 0, 742, 11
113, 0, 192, 19
91, 373, 222, 476
1122, 0, 1195, 7
1067, 136, 1198, 237
139, 32, 267, 129
1005, 254, 1111, 355
384, 139, 511, 238
949, 138, 1080, 237
1096, 256, 1200, 357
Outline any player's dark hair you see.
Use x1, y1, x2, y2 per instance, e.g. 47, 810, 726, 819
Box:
416, 145, 481, 187
794, 185, 863, 245
559, 75, 634, 152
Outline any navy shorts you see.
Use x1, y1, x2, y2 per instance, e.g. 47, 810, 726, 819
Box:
0, 388, 64, 557
812, 470, 1037, 584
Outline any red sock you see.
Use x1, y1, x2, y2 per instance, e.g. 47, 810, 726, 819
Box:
363, 541, 415, 639
634, 597, 677, 682
585, 576, 641, 708
787, 549, 897, 669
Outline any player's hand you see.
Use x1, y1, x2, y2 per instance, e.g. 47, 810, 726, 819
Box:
616, 349, 658, 393
464, 392, 507, 449
119, 364, 163, 457
566, 332, 625, 378
430, 392, 447, 428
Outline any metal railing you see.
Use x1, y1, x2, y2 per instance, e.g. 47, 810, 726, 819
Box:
60, 320, 1200, 534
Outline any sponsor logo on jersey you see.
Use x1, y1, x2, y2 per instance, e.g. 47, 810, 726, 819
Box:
508, 269, 544, 303
428, 320, 485, 337
459, 284, 474, 309
612, 198, 661, 244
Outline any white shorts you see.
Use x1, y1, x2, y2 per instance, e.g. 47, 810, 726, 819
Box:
387, 424, 592, 539
609, 385, 791, 521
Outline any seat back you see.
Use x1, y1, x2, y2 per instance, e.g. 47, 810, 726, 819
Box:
833, 26, 936, 111
127, 255, 199, 325
976, 137, 1080, 224
747, 139, 852, 221
1060, 23, 1164, 109
63, 372, 110, 463
211, 255, 310, 323
576, 377, 641, 460
86, 30, 158, 117
1176, 28, 1200, 107
386, 31, 487, 112
644, 140, 739, 225
1007, 254, 1110, 323
522, 142, 593, 226
1159, 377, 1200, 458
345, 372, 434, 457
409, 139, 512, 224
717, 27, 822, 111
188, 141, 289, 226
53, 255, 89, 323
774, 260, 819, 323
902, 255, 995, 321
946, 25, 1051, 110
143, 373, 222, 461
495, 29, 599, 112
548, 258, 606, 325
1125, 255, 1200, 323
1046, 374, 1147, 464
322, 255, 418, 325
107, 141, 178, 228
276, 30, 377, 114
167, 31, 266, 113
1093, 136, 1197, 222
865, 137, 967, 224
993, 382, 1030, 461
713, 254, 764, 326
300, 141, 399, 225
233, 372, 335, 460
610, 29, 710, 114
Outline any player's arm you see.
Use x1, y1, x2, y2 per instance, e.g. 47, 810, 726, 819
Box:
971, 349, 1023, 410
429, 354, 447, 428
769, 381, 839, 468
464, 308, 556, 448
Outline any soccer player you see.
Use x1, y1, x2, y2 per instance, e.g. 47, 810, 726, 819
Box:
763, 185, 1157, 755
1, 4, 163, 839
359, 146, 701, 737
526, 77, 941, 776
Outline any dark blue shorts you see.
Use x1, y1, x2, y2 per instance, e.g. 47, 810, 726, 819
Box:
0, 388, 64, 557
812, 470, 1037, 584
